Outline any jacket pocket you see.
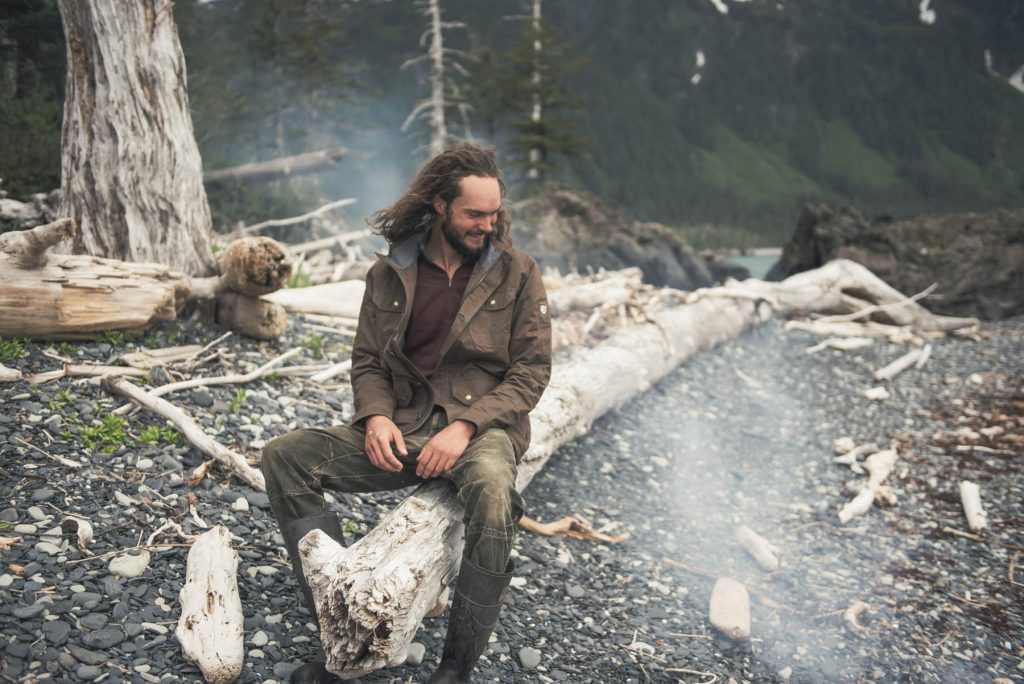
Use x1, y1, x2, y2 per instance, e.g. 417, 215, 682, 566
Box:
466, 287, 515, 352
392, 375, 414, 408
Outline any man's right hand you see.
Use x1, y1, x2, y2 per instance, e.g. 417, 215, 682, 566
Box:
364, 415, 407, 472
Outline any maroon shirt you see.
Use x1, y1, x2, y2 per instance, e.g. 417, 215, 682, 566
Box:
403, 253, 473, 378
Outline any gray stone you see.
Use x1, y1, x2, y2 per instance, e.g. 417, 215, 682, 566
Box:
12, 601, 48, 619
76, 664, 104, 680
31, 487, 54, 502
27, 506, 48, 521
67, 645, 107, 666
251, 630, 269, 647
83, 627, 126, 649
566, 584, 585, 598
0, 507, 18, 522
42, 619, 71, 646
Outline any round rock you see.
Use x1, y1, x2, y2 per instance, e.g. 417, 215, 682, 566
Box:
518, 646, 542, 669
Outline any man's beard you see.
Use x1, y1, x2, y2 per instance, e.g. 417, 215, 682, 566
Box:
440, 210, 489, 260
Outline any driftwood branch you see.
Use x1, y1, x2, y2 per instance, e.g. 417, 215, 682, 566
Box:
102, 376, 265, 491
175, 526, 244, 684
0, 217, 77, 269
112, 347, 301, 415
238, 198, 357, 236
203, 147, 348, 187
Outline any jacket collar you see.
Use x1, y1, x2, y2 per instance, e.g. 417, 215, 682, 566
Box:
385, 229, 504, 272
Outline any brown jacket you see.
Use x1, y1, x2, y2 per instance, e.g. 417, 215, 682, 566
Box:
350, 231, 552, 461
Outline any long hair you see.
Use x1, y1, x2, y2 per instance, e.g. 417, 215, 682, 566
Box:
368, 143, 511, 245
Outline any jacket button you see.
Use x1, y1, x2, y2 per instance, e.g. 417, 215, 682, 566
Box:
490, 299, 496, 305
464, 394, 472, 401
393, 300, 399, 307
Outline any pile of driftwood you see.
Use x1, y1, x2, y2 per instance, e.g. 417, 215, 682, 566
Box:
1, 215, 984, 680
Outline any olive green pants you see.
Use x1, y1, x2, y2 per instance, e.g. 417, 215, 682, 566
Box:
261, 410, 525, 573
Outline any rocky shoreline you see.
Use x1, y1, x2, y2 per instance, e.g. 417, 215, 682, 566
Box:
1, 313, 1021, 683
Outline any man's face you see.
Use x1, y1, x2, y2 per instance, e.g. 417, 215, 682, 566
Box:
435, 175, 501, 260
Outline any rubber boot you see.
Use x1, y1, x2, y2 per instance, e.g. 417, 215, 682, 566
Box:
427, 558, 514, 684
280, 513, 346, 684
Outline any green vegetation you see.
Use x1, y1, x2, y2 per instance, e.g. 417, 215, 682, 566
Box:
342, 519, 360, 536
80, 414, 130, 454
100, 330, 131, 346
48, 388, 75, 411
288, 267, 311, 289
0, 338, 27, 362
228, 388, 247, 413
137, 424, 186, 447
301, 333, 323, 359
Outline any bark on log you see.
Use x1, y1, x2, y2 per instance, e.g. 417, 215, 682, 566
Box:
175, 526, 244, 684
298, 258, 975, 677
215, 292, 288, 340
58, 1, 216, 276
215, 237, 292, 297
203, 147, 348, 187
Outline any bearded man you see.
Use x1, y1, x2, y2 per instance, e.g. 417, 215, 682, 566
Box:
262, 143, 552, 683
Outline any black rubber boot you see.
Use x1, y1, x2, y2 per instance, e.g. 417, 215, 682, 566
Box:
280, 513, 346, 684
428, 558, 514, 684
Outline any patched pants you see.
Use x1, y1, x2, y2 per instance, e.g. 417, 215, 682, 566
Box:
261, 410, 525, 574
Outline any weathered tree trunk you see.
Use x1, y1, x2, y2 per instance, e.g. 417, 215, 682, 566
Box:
298, 258, 976, 678
202, 147, 349, 188
58, 0, 215, 276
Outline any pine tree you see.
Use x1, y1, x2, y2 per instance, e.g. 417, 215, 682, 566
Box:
504, 0, 587, 183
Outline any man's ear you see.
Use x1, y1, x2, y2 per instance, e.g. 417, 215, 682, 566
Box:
432, 196, 446, 216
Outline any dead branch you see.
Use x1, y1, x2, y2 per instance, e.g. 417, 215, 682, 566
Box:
112, 347, 301, 415
203, 147, 348, 188
0, 217, 77, 269
518, 514, 629, 544
102, 376, 265, 491
238, 198, 357, 237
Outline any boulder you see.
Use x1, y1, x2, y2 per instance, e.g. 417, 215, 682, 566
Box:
510, 185, 728, 290
767, 204, 1024, 320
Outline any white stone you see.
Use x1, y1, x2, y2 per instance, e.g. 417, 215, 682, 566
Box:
509, 577, 527, 589
251, 630, 269, 647
136, 458, 154, 471
142, 622, 169, 634
109, 550, 151, 578
27, 506, 48, 521
404, 642, 426, 666
0, 574, 14, 588
266, 614, 284, 624
231, 498, 250, 512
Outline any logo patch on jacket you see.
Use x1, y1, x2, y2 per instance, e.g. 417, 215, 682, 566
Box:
540, 303, 548, 316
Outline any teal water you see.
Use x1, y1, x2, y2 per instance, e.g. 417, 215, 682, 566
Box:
727, 253, 779, 280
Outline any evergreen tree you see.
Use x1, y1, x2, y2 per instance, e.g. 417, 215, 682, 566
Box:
504, 5, 587, 183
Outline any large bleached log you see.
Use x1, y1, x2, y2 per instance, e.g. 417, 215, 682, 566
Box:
262, 280, 365, 319
300, 258, 975, 678
175, 526, 244, 684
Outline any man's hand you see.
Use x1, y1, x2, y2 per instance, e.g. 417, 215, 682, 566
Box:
364, 415, 407, 472
416, 420, 476, 478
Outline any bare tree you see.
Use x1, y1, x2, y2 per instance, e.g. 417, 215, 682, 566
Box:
58, 0, 216, 276
401, 0, 469, 156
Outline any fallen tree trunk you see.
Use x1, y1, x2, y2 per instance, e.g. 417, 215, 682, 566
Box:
294, 258, 976, 677
203, 147, 348, 188
0, 220, 291, 339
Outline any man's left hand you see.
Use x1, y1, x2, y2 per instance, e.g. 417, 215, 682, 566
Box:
416, 420, 476, 478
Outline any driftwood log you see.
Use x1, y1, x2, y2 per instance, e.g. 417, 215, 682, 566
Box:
0, 219, 291, 340
175, 526, 244, 684
296, 257, 976, 678
203, 147, 348, 188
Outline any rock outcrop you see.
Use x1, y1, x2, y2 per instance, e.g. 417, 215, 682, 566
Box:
767, 204, 1024, 320
510, 185, 738, 290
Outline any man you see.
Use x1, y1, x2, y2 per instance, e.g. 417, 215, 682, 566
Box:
262, 143, 552, 684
